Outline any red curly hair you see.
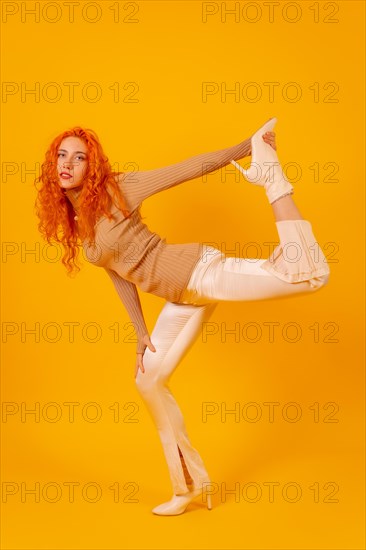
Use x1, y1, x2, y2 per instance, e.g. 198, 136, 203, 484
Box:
34, 126, 132, 276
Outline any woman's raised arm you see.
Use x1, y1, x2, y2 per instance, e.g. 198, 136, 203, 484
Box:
118, 136, 252, 210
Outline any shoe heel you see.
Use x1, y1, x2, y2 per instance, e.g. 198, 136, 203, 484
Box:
231, 158, 260, 183
231, 159, 247, 176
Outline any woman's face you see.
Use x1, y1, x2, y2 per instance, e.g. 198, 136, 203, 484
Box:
57, 136, 89, 189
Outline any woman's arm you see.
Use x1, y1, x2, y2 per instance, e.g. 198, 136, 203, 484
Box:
104, 268, 149, 354
119, 136, 252, 210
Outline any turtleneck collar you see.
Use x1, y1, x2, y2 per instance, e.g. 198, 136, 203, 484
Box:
64, 185, 83, 210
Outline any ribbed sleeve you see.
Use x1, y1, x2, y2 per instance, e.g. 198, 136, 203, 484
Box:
119, 137, 252, 210
104, 267, 149, 354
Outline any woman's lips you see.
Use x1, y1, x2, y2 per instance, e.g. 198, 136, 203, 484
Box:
60, 173, 72, 180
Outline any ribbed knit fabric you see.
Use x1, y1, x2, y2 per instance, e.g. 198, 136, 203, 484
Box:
65, 136, 252, 353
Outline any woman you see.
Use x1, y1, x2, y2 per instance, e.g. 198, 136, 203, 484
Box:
34, 118, 330, 516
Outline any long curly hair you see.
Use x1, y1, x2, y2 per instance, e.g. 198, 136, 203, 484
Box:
34, 126, 132, 276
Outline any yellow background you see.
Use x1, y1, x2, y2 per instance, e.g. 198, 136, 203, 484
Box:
1, 1, 365, 548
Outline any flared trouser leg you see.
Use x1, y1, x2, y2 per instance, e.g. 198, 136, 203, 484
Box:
135, 301, 218, 495
181, 219, 331, 305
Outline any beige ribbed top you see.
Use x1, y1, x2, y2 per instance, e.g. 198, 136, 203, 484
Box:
65, 136, 251, 353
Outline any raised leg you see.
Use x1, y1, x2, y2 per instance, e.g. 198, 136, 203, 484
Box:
198, 121, 331, 303
181, 217, 330, 306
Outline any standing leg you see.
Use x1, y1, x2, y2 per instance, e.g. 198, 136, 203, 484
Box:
135, 300, 218, 496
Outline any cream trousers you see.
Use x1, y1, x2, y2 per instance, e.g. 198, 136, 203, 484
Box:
135, 219, 330, 495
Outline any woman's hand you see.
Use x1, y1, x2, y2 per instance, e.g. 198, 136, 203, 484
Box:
245, 132, 277, 157
262, 131, 277, 150
135, 334, 156, 378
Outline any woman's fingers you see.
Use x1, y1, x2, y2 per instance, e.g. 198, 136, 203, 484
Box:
148, 341, 156, 352
262, 131, 277, 150
134, 355, 145, 378
142, 333, 156, 353
135, 336, 156, 377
